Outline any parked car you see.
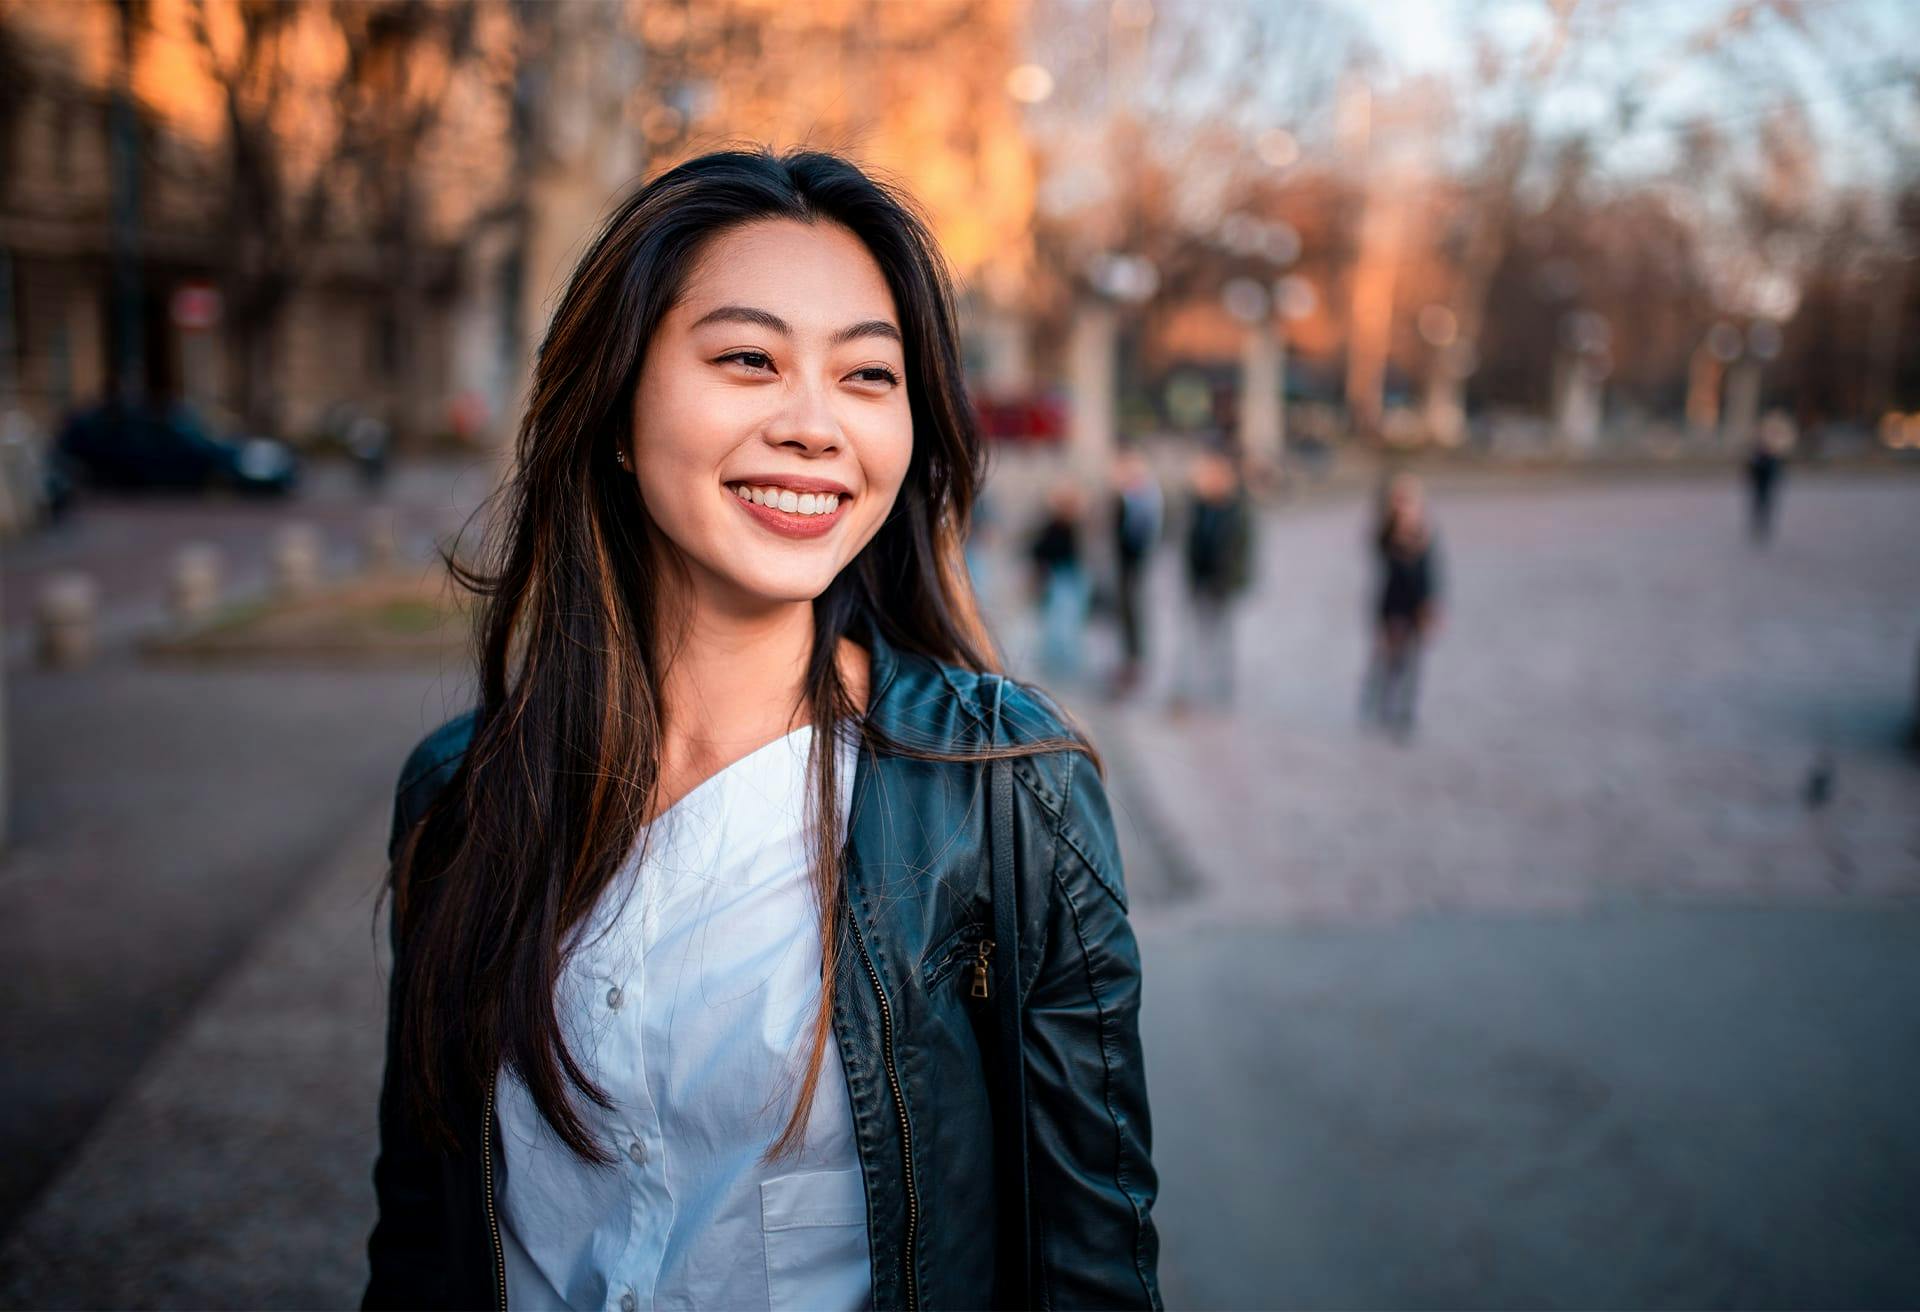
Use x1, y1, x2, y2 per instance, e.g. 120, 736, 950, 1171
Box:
57, 401, 299, 496
974, 392, 1068, 444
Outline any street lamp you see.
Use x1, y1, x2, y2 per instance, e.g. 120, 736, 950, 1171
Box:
1222, 278, 1270, 324
1006, 64, 1054, 105
1089, 252, 1160, 305
1274, 274, 1317, 324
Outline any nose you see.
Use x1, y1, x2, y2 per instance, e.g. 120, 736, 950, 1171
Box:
763, 380, 843, 457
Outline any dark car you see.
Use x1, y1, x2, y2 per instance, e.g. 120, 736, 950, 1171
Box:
58, 401, 299, 496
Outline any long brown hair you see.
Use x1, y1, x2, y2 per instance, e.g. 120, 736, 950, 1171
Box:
388, 147, 1051, 1165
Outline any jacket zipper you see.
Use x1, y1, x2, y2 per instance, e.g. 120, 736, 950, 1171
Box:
482, 1078, 507, 1310
847, 904, 920, 1311
969, 938, 996, 1000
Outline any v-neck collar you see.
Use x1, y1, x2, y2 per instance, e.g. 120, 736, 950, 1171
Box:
648, 724, 811, 831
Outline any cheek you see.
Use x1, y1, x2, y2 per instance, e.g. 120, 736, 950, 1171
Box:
631, 380, 729, 506
862, 411, 915, 504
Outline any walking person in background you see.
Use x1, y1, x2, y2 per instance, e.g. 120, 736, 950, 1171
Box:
1110, 448, 1164, 698
1361, 473, 1443, 740
1172, 447, 1253, 711
1746, 410, 1794, 545
1029, 481, 1091, 682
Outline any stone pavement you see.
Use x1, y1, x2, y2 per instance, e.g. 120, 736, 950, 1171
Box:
0, 808, 390, 1309
1141, 904, 1920, 1309
1025, 471, 1920, 928
0, 656, 473, 1238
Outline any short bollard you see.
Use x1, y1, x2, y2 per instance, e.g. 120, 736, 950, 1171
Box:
169, 543, 224, 625
36, 572, 98, 668
272, 523, 322, 597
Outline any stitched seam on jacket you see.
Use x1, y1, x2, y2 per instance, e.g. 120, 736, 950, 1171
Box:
1048, 752, 1156, 1307
1050, 752, 1127, 912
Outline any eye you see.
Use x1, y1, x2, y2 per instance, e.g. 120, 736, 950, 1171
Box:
847, 364, 901, 387
716, 349, 776, 373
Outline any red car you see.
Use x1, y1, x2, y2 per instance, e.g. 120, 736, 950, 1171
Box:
973, 393, 1067, 444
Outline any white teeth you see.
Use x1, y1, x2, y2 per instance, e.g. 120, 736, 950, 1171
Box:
729, 484, 844, 515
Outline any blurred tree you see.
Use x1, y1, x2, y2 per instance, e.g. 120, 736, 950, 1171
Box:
1418, 0, 1920, 440
184, 0, 488, 435
1019, 0, 1369, 435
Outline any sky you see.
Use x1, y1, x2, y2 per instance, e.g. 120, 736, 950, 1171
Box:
1339, 0, 1916, 188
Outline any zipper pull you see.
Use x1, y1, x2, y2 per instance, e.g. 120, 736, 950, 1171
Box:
970, 939, 995, 1000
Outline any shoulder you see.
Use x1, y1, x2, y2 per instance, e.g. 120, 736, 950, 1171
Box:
874, 645, 1085, 759
389, 707, 480, 861
871, 648, 1123, 901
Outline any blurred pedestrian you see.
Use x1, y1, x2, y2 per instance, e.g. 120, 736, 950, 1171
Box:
1173, 447, 1253, 709
1109, 448, 1164, 697
1746, 410, 1795, 544
1361, 473, 1442, 740
1028, 480, 1090, 681
965, 482, 1001, 606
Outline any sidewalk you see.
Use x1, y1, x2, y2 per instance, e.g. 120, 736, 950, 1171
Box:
0, 805, 390, 1308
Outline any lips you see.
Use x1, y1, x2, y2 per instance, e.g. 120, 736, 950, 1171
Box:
726, 482, 847, 540
726, 474, 853, 497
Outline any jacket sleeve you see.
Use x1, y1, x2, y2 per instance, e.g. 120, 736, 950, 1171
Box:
363, 737, 468, 1309
1021, 750, 1163, 1309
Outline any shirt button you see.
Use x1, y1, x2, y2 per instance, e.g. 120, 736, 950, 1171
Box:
620, 1293, 638, 1312
606, 985, 623, 1010
627, 1139, 648, 1166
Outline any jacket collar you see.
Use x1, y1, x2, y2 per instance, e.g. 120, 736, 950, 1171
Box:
861, 621, 906, 723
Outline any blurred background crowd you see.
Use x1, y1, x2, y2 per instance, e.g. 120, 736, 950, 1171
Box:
0, 0, 1915, 1307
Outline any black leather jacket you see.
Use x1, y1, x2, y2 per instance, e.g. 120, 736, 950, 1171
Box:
364, 630, 1162, 1310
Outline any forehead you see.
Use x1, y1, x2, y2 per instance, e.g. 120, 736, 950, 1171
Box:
675, 218, 898, 328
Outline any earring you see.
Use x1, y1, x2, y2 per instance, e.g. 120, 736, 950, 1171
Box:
614, 448, 629, 468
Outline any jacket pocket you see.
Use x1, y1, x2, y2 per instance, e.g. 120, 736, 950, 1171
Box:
760, 1168, 870, 1310
920, 921, 989, 991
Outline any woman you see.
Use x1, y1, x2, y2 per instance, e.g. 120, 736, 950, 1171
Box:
1360, 473, 1442, 739
364, 148, 1160, 1311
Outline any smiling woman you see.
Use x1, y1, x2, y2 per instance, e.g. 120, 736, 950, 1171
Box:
365, 149, 1161, 1312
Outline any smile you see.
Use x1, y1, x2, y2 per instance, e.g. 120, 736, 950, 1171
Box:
729, 483, 842, 515
726, 482, 848, 539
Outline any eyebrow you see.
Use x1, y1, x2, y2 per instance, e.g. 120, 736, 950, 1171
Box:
689, 304, 902, 348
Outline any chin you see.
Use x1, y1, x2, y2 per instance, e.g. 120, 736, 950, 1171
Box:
721, 563, 844, 608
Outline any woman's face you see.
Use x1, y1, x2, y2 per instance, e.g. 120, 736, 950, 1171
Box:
627, 218, 913, 613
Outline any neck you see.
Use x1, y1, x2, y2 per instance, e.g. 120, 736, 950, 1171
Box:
657, 587, 816, 756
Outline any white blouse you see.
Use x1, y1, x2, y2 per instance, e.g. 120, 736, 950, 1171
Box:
496, 726, 871, 1312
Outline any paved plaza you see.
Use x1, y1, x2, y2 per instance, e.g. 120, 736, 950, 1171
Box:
2, 462, 1916, 1306
1060, 469, 1920, 926
1006, 466, 1920, 1308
